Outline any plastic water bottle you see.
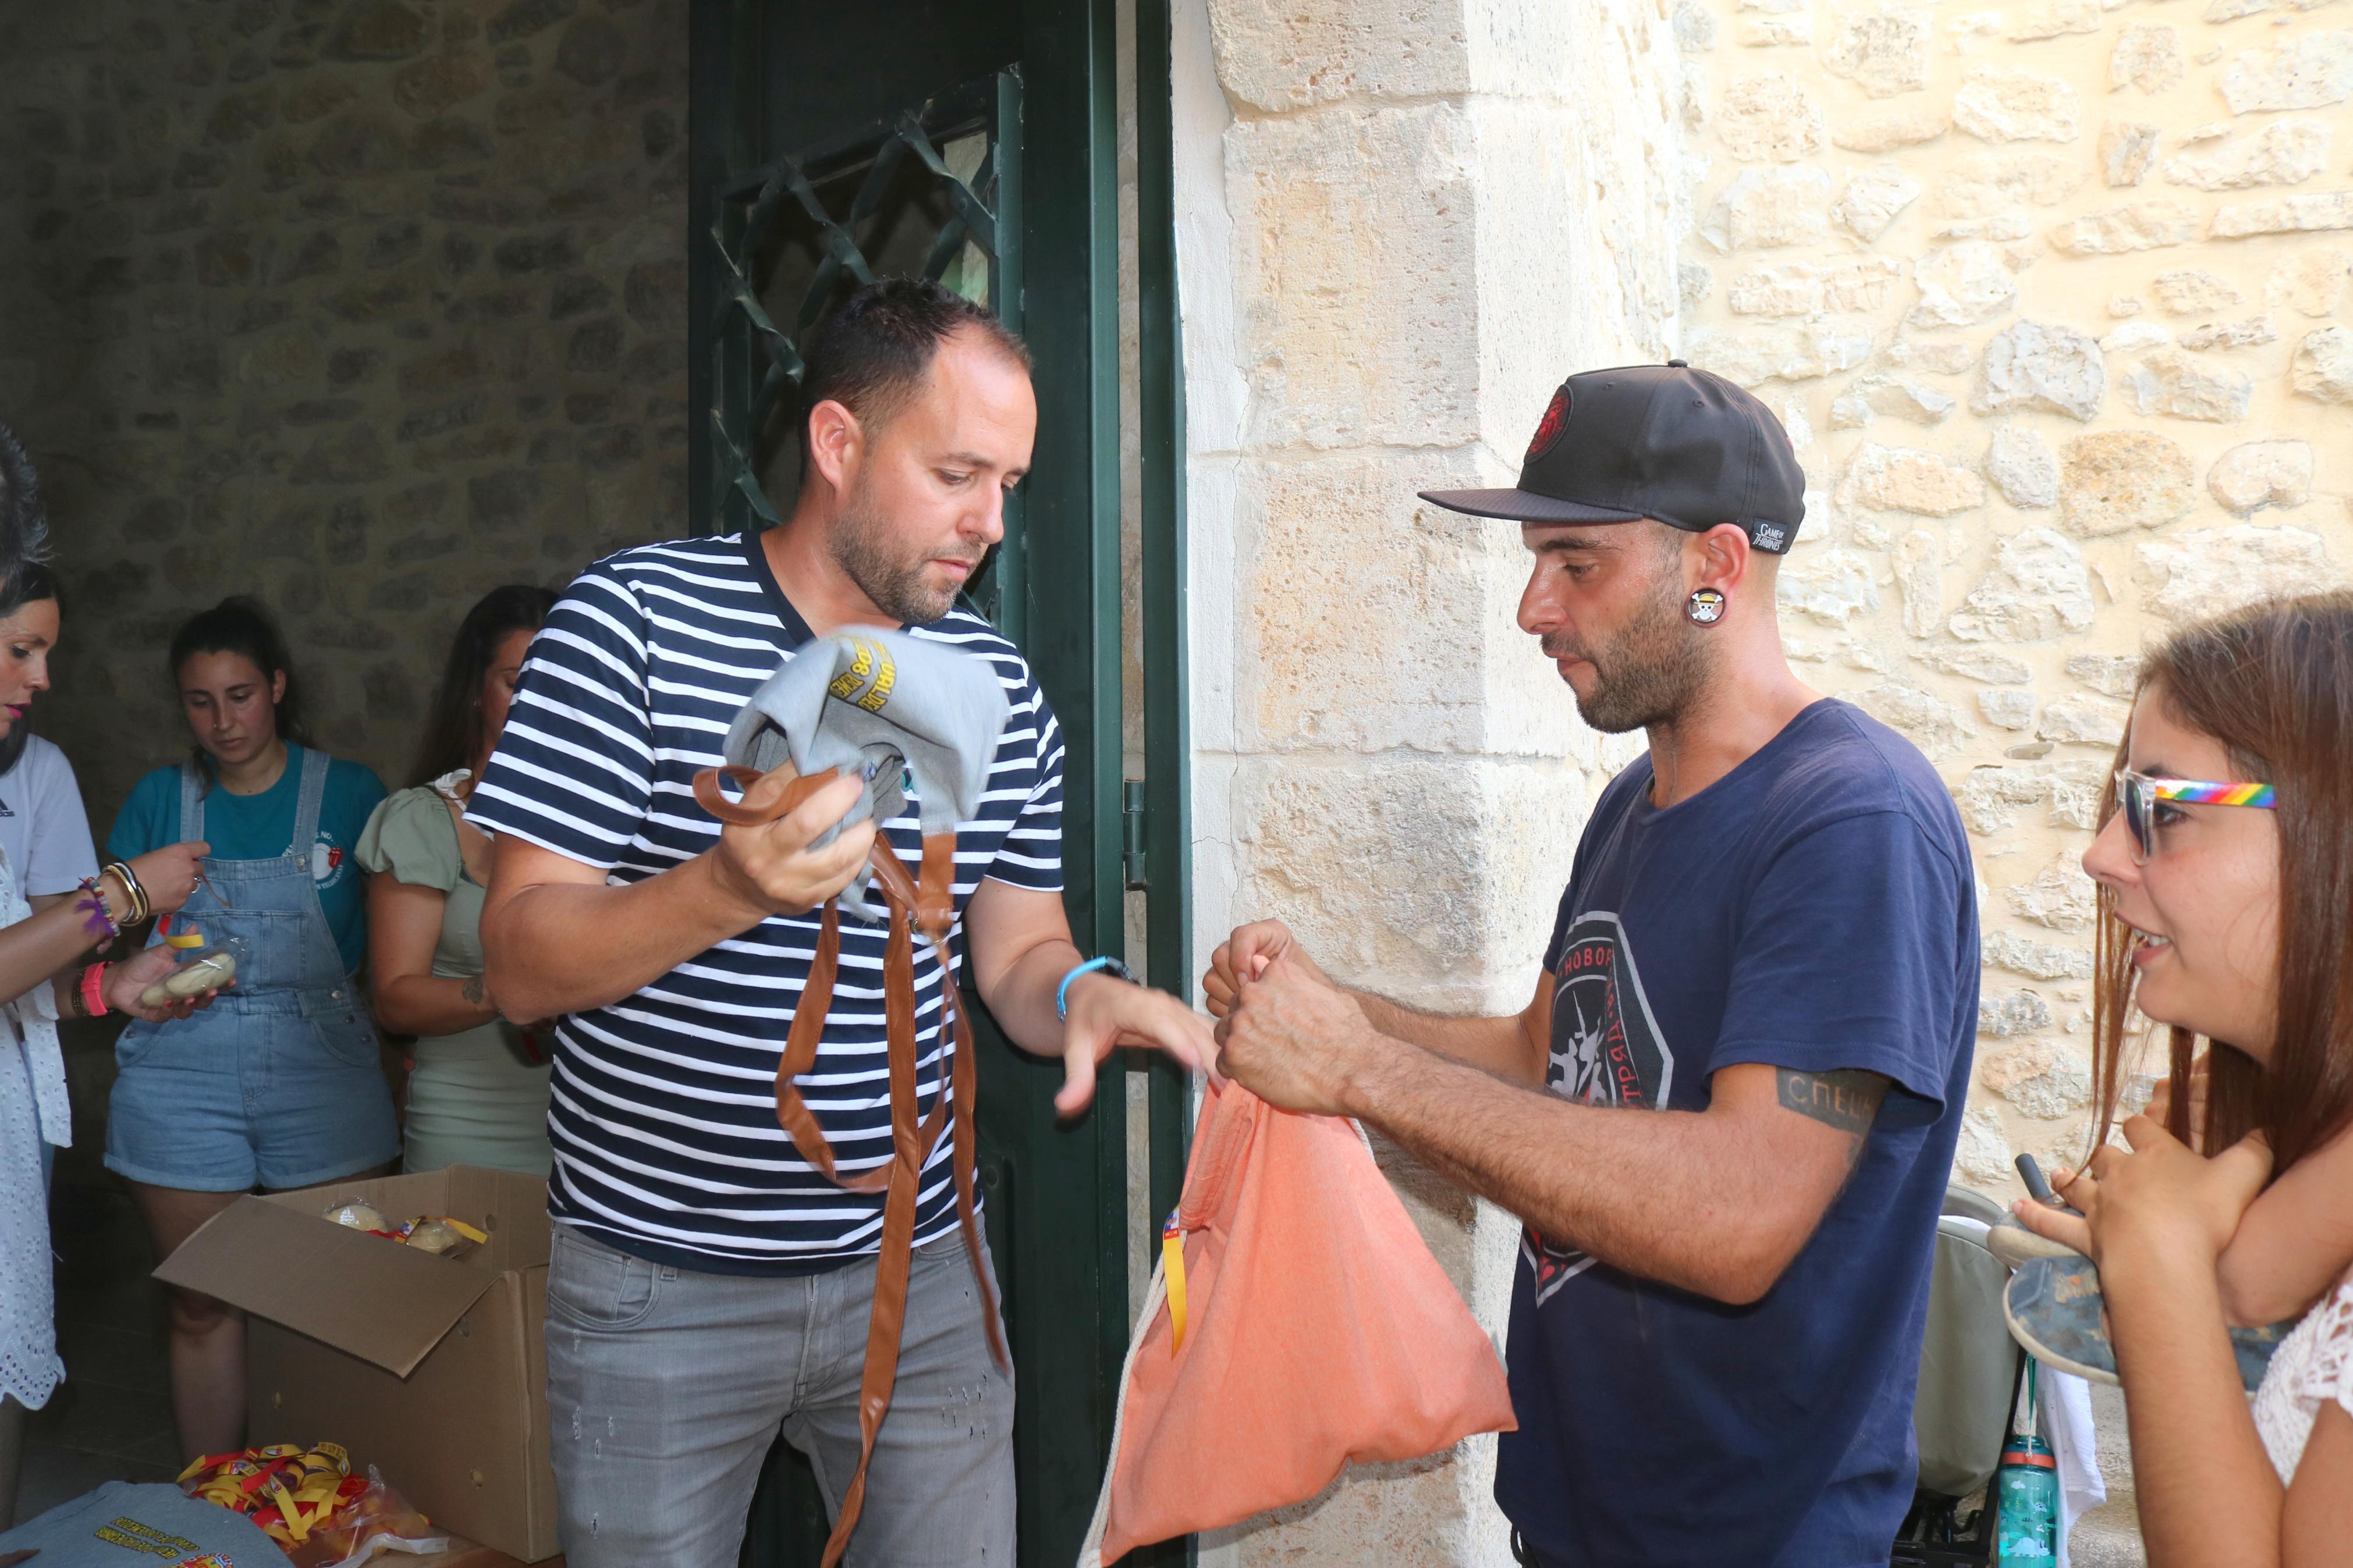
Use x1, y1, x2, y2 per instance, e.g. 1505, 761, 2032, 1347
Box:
1996, 1434, 2060, 1564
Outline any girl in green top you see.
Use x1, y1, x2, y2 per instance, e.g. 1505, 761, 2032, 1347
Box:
359, 585, 558, 1176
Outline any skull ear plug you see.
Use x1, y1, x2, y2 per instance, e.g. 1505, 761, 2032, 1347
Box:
1687, 588, 1727, 626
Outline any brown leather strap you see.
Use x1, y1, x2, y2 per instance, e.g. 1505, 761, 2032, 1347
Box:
858, 838, 1008, 1371
941, 950, 1009, 1373
822, 866, 924, 1568
772, 835, 959, 1194
863, 831, 922, 910
692, 760, 1009, 1568
691, 763, 840, 827
771, 899, 883, 1189
916, 832, 955, 944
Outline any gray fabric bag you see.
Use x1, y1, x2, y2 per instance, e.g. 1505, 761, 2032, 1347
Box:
721, 625, 1009, 923
0, 1479, 281, 1565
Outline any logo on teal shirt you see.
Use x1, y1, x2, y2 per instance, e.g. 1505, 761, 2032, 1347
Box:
309, 830, 350, 890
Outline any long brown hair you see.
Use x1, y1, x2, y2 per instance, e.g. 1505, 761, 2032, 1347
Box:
408, 584, 558, 788
2089, 591, 2353, 1178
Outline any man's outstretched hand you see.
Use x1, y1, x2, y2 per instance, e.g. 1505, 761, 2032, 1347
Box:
1055, 974, 1223, 1117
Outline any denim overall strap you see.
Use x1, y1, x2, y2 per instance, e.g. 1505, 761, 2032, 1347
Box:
281, 748, 346, 993
288, 745, 329, 873
178, 758, 204, 845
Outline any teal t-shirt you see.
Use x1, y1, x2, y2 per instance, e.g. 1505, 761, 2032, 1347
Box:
106, 744, 389, 975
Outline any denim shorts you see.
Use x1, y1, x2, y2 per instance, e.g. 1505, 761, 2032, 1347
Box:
107, 990, 400, 1192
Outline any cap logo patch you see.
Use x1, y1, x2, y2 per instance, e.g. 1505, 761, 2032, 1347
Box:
1752, 522, 1787, 552
1524, 385, 1572, 465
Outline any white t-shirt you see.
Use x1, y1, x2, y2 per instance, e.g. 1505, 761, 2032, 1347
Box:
0, 736, 100, 897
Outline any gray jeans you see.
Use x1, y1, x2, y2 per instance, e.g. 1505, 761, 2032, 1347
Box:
545, 1222, 1016, 1567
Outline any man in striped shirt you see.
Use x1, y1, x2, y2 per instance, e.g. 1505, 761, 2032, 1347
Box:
474, 279, 1215, 1568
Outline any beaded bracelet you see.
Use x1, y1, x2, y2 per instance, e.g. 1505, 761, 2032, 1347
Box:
76, 877, 122, 941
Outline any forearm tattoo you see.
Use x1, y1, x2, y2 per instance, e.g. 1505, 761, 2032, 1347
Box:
1774, 1068, 1888, 1145
462, 975, 487, 1007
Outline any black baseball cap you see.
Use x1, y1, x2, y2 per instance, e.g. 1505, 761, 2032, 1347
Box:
1419, 360, 1807, 554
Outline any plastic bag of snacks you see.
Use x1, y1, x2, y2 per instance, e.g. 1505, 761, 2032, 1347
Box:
320, 1201, 487, 1258
283, 1469, 448, 1568
179, 1444, 448, 1566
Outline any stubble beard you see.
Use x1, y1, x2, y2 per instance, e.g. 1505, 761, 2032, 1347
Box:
1543, 568, 1710, 734
830, 478, 975, 627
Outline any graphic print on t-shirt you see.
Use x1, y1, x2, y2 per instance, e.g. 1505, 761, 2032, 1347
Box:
308, 830, 349, 890
1524, 909, 1675, 1304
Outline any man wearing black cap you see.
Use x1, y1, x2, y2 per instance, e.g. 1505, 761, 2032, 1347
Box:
1205, 363, 1978, 1567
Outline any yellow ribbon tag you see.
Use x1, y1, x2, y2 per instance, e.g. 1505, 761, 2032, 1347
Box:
166, 931, 206, 949
1160, 1210, 1187, 1356
178, 1441, 353, 1548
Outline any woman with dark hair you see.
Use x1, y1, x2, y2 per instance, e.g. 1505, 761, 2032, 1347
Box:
0, 548, 217, 1528
357, 585, 558, 1175
0, 566, 102, 908
0, 422, 51, 611
2013, 592, 2353, 1563
104, 595, 393, 1461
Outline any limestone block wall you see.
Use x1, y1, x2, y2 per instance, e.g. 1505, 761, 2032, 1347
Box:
1176, 0, 1678, 1562
0, 0, 687, 824
1674, 0, 2353, 1190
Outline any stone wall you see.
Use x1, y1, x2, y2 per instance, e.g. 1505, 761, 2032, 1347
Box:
1176, 1, 1680, 1562
0, 0, 687, 826
1674, 0, 2353, 1189
1176, 0, 2353, 1561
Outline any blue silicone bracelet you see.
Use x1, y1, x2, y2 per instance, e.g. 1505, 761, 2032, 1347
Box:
1056, 957, 1113, 1022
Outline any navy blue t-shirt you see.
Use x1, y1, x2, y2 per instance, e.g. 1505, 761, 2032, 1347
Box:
1496, 699, 1978, 1568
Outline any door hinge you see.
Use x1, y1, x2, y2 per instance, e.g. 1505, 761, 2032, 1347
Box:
1122, 778, 1148, 891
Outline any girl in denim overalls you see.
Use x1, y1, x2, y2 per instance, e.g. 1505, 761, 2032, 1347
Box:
104, 598, 395, 1460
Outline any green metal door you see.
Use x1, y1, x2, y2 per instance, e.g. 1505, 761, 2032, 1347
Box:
686, 2, 1190, 1563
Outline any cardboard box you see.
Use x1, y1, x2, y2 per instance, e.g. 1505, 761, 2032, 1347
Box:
155, 1165, 559, 1562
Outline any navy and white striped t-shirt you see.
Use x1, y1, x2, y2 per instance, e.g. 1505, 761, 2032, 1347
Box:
468, 531, 1064, 1274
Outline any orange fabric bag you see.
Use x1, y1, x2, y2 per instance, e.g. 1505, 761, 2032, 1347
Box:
1078, 1081, 1516, 1564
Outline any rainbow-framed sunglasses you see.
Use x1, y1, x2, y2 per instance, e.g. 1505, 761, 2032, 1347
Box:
2114, 769, 2277, 865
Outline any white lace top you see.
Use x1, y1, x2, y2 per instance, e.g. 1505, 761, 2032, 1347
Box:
0, 846, 67, 1410
2252, 1270, 2353, 1484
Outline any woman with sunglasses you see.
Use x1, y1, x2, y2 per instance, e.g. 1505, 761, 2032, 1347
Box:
2011, 592, 2353, 1563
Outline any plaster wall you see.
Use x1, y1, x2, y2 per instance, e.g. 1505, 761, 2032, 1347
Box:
1172, 0, 2353, 1561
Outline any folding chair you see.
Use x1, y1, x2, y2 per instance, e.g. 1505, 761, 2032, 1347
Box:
1891, 1186, 2029, 1567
